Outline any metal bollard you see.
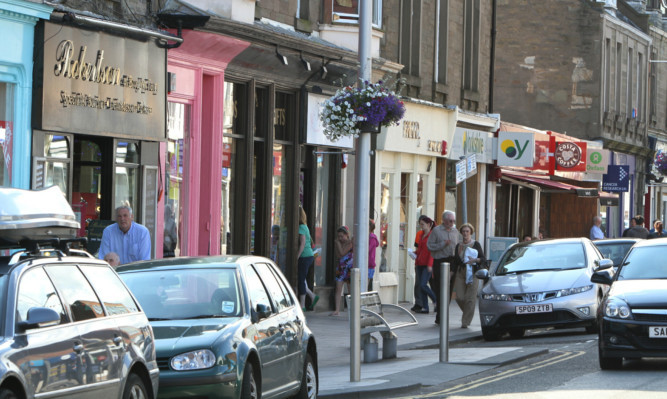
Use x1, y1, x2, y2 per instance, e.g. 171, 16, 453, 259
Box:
350, 268, 361, 381
439, 262, 450, 363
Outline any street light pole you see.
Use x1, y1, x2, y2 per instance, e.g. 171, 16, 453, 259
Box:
350, 0, 372, 383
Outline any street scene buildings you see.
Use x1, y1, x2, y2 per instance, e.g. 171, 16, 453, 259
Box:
2, 0, 667, 309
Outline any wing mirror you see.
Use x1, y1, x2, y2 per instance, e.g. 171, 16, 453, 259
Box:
253, 303, 272, 322
475, 268, 490, 282
17, 307, 61, 332
594, 258, 614, 271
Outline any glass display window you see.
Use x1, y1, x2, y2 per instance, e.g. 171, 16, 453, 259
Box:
0, 82, 14, 186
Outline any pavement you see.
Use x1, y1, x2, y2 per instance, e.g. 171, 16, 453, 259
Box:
304, 300, 549, 398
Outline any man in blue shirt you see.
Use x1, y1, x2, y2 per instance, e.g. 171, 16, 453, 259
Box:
590, 215, 604, 240
98, 206, 151, 265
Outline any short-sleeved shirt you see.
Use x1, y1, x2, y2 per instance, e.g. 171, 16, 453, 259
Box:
299, 224, 314, 258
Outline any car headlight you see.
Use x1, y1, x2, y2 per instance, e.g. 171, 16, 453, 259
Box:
171, 349, 216, 371
555, 285, 593, 297
482, 293, 512, 301
603, 298, 632, 319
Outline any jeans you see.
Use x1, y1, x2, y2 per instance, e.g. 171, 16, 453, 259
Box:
298, 256, 315, 296
416, 265, 437, 311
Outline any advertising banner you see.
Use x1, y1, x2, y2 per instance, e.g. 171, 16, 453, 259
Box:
602, 165, 630, 192
586, 148, 609, 174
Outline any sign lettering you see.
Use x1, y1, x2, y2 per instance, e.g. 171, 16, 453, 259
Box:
403, 121, 420, 139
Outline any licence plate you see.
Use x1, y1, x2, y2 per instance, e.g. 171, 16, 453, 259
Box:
515, 303, 553, 314
649, 326, 667, 338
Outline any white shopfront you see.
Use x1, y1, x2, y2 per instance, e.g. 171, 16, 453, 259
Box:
373, 101, 455, 304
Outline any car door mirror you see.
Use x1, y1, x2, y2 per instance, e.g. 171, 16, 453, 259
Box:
254, 303, 272, 321
475, 268, 490, 282
591, 270, 613, 285
594, 258, 614, 271
17, 307, 61, 332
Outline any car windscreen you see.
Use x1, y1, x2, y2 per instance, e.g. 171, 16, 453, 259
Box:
618, 246, 667, 280
495, 243, 586, 275
119, 268, 241, 320
594, 242, 635, 267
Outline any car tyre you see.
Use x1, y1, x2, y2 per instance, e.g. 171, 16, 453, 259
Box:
295, 353, 317, 399
241, 362, 259, 399
598, 338, 622, 370
482, 326, 501, 341
122, 373, 148, 399
0, 388, 19, 399
508, 328, 525, 339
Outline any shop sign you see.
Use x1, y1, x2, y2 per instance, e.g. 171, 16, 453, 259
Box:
449, 127, 494, 163
554, 141, 587, 171
602, 165, 630, 192
37, 22, 165, 140
306, 93, 353, 149
586, 148, 609, 174
376, 101, 453, 157
496, 132, 534, 167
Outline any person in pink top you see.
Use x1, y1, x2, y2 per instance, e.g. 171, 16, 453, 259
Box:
368, 219, 380, 291
413, 215, 437, 314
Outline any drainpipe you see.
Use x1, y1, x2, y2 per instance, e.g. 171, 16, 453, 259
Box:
489, 0, 497, 113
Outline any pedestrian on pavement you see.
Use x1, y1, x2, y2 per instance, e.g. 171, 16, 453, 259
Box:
453, 223, 486, 329
98, 205, 151, 265
622, 217, 637, 237
522, 234, 532, 242
427, 210, 461, 324
297, 206, 319, 311
410, 215, 428, 312
331, 226, 353, 316
648, 220, 667, 239
626, 215, 650, 239
590, 215, 604, 240
412, 215, 437, 314
368, 219, 380, 291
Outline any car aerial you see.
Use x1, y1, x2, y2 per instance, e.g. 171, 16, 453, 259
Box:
476, 237, 611, 341
0, 186, 159, 399
592, 238, 642, 270
591, 237, 667, 369
116, 255, 318, 399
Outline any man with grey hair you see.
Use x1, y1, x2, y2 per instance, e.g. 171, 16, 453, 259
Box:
590, 215, 604, 240
427, 210, 461, 324
98, 205, 151, 265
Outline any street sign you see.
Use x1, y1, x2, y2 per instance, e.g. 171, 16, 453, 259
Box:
455, 154, 477, 184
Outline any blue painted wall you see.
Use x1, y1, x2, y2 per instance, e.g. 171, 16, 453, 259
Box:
0, 0, 52, 188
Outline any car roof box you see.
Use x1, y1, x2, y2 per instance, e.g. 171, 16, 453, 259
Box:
0, 186, 80, 246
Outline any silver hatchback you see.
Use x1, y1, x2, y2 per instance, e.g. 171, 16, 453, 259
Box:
476, 238, 610, 341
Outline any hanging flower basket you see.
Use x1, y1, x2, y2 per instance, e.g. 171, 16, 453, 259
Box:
655, 150, 667, 175
319, 80, 406, 141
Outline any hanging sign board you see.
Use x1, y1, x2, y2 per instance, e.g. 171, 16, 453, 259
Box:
497, 132, 535, 167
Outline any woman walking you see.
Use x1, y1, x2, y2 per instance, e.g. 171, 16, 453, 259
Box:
413, 215, 437, 314
331, 226, 353, 316
453, 223, 486, 328
297, 206, 319, 311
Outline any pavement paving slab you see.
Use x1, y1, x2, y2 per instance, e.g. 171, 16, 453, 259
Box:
305, 300, 549, 398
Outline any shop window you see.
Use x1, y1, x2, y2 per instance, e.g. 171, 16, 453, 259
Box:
274, 92, 294, 142
0, 82, 14, 187
271, 142, 291, 273
380, 172, 392, 268
166, 101, 190, 257
40, 134, 70, 196
73, 138, 102, 232
254, 87, 267, 139
313, 152, 333, 286
115, 141, 139, 212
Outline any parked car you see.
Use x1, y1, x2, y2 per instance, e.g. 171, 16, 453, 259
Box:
476, 238, 610, 341
0, 186, 159, 399
591, 238, 667, 369
117, 255, 318, 399
592, 238, 642, 270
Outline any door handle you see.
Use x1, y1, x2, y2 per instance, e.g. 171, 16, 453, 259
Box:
113, 336, 123, 346
73, 343, 83, 353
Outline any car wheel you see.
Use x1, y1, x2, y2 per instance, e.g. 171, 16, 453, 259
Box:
295, 353, 317, 399
482, 326, 501, 341
508, 328, 525, 339
0, 388, 19, 399
241, 362, 259, 399
122, 373, 148, 399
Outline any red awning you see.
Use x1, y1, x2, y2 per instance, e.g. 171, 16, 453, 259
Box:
502, 170, 598, 196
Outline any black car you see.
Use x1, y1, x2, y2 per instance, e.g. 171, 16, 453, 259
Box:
591, 237, 667, 369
